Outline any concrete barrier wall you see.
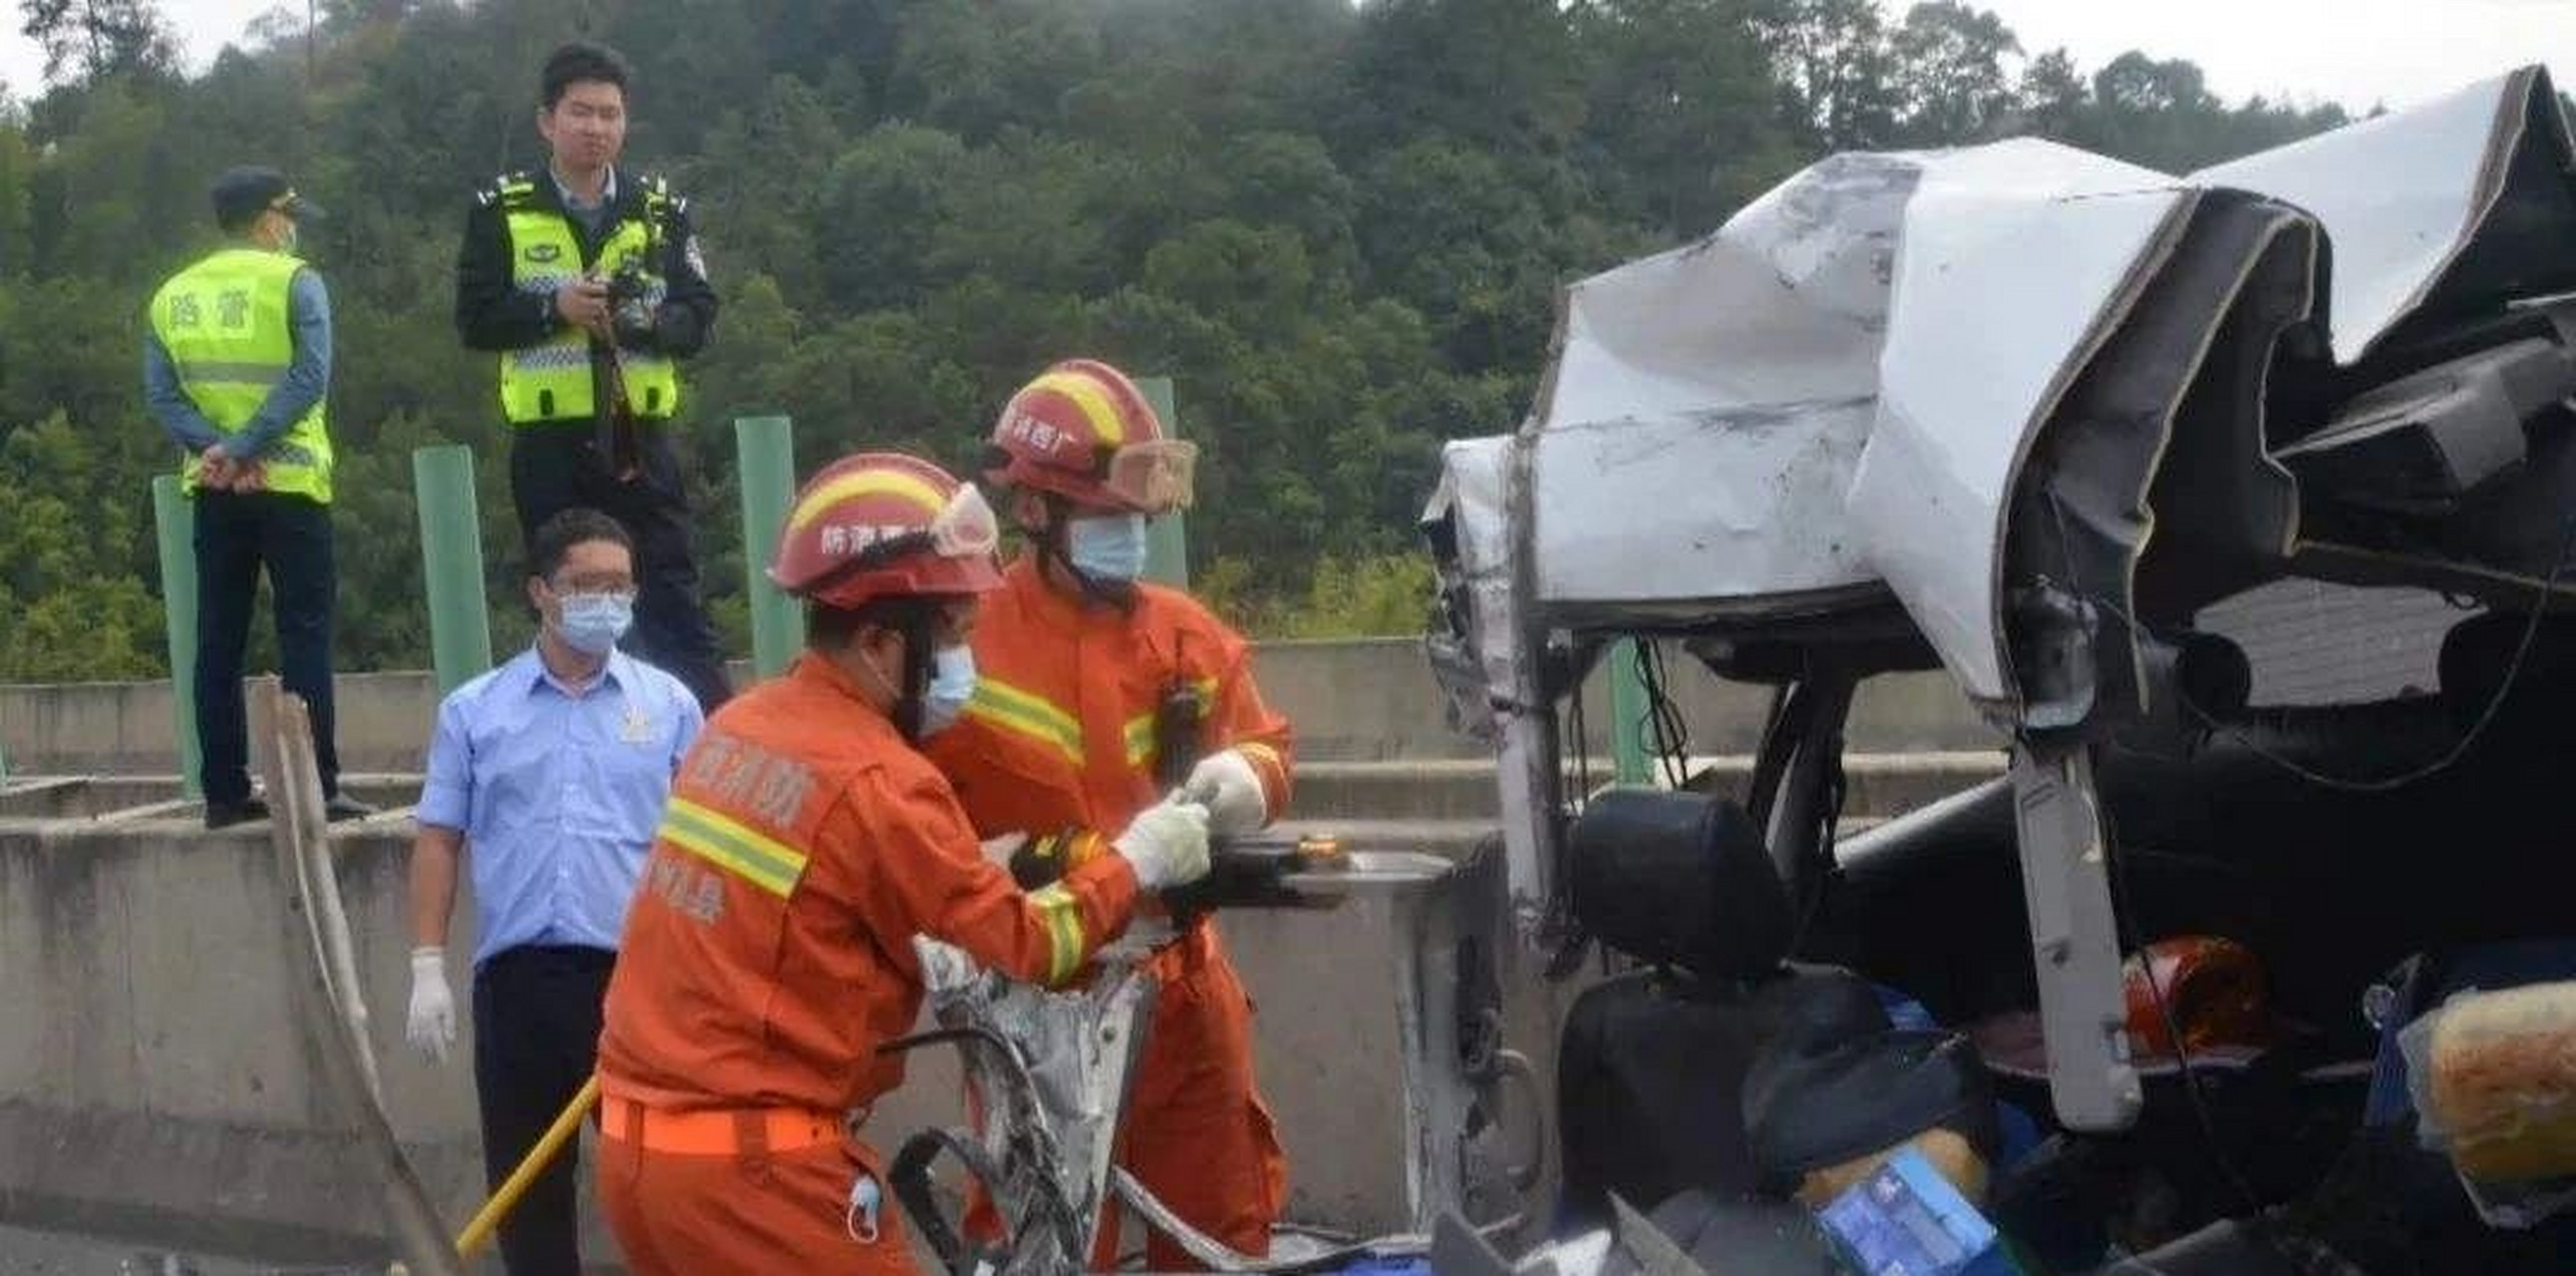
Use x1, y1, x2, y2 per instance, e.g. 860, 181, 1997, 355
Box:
0, 638, 1998, 1262
1, 641, 1993, 775
0, 809, 1566, 1267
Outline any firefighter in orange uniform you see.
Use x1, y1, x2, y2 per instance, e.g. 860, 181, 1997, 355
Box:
593, 451, 1215, 1275
924, 360, 1293, 1269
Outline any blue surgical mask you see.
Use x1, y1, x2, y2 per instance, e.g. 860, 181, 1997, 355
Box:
921, 644, 978, 737
556, 591, 634, 656
1067, 513, 1148, 582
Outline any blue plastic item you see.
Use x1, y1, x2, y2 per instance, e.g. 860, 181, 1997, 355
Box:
1815, 1146, 2025, 1276
1333, 1259, 1430, 1276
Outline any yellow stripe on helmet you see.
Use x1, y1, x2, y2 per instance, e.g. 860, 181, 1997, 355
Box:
787, 468, 950, 532
1027, 369, 1128, 446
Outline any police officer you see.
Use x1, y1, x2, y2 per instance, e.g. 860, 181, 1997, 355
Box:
454, 40, 730, 712
143, 165, 375, 828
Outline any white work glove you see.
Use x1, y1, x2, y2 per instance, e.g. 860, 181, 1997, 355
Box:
406, 946, 457, 1063
1112, 793, 1212, 890
1184, 748, 1271, 835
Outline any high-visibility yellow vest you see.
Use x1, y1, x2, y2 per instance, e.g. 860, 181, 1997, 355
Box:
149, 246, 334, 503
494, 172, 681, 425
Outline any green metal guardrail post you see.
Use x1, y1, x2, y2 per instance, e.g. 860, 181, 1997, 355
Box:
150, 475, 204, 798
413, 446, 495, 695
1608, 638, 1652, 786
736, 416, 804, 679
1134, 376, 1189, 589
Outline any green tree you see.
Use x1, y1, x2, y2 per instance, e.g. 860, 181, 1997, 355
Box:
1755, 0, 1898, 150
18, 0, 175, 85
1576, 0, 1799, 235
1886, 2, 2019, 145
0, 0, 2371, 679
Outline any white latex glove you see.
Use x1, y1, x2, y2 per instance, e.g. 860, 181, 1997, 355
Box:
1112, 793, 1212, 890
1184, 748, 1271, 835
406, 946, 457, 1063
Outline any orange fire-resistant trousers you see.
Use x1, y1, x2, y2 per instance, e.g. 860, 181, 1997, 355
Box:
600, 1121, 917, 1275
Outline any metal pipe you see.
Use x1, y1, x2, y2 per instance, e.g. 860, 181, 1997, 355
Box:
149, 475, 203, 798
735, 416, 804, 679
411, 446, 494, 694
1607, 639, 1651, 786
1134, 377, 1189, 589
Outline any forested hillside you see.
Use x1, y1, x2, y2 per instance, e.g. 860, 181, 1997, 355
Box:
0, 0, 2358, 677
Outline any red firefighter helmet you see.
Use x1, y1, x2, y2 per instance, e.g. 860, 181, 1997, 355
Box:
984, 359, 1198, 514
768, 452, 1002, 610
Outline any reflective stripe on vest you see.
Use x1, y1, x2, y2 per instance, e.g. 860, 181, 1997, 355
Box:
149, 247, 333, 503
497, 176, 681, 425
658, 796, 810, 898
962, 677, 1086, 766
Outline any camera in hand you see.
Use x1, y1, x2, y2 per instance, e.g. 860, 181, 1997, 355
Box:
604, 258, 659, 349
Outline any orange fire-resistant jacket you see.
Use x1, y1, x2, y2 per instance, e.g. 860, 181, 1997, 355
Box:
924, 557, 1294, 1266
927, 559, 1291, 857
596, 652, 1141, 1115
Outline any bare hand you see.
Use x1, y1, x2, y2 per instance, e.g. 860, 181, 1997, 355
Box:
195, 446, 236, 490
554, 278, 612, 337
234, 462, 269, 493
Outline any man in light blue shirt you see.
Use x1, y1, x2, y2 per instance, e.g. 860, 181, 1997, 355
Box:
403, 506, 702, 1276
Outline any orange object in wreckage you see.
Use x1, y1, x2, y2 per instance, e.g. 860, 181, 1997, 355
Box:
2122, 935, 2272, 1061
923, 557, 1294, 1270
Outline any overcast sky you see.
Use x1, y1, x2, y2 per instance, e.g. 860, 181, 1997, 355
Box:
1, 0, 2571, 113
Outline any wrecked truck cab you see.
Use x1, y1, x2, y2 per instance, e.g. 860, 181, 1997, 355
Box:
1428, 64, 2576, 1269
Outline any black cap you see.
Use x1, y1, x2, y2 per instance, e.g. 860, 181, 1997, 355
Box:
210, 165, 326, 232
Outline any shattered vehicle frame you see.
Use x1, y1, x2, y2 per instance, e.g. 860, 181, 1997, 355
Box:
1427, 65, 2576, 1271
889, 835, 1514, 1276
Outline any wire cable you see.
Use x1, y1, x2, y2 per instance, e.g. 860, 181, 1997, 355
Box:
2040, 490, 2576, 794
2100, 800, 2267, 1215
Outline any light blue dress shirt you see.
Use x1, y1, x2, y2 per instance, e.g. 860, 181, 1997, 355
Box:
418, 647, 704, 967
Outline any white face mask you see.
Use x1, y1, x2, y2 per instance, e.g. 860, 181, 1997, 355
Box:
850, 631, 976, 741
1067, 513, 1148, 581
920, 645, 978, 738
554, 590, 634, 656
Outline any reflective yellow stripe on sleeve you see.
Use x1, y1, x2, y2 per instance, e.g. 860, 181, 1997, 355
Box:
1029, 882, 1086, 985
962, 678, 1085, 766
658, 797, 810, 898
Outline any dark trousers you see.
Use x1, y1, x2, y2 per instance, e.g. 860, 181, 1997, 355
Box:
192, 490, 338, 803
508, 422, 731, 712
474, 944, 614, 1276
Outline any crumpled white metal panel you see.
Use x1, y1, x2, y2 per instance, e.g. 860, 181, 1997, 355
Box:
1426, 436, 1516, 717
2191, 69, 2535, 364
1854, 140, 2192, 702
1512, 70, 2546, 710
1530, 152, 1919, 606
